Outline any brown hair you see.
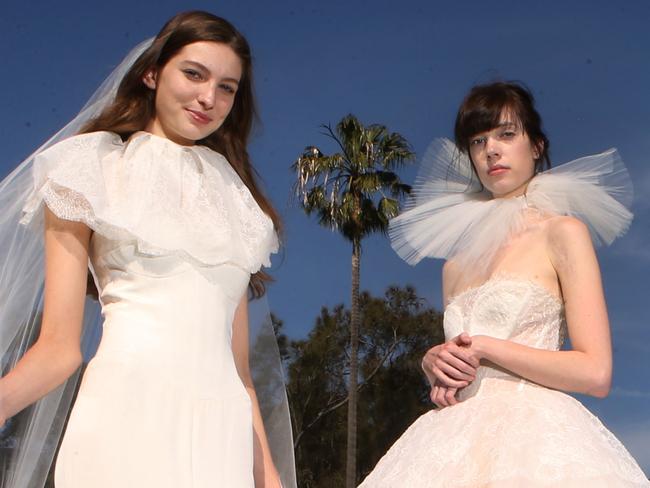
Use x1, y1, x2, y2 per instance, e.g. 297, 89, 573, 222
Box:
81, 11, 281, 297
454, 81, 551, 175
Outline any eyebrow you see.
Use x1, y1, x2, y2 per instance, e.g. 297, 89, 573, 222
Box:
181, 60, 240, 85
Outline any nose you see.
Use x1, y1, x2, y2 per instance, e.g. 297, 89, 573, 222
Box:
485, 137, 500, 160
197, 83, 216, 109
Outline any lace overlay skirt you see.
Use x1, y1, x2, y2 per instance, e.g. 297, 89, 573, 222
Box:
359, 377, 649, 487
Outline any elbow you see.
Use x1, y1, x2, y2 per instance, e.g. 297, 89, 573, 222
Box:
64, 349, 84, 377
35, 336, 84, 382
587, 367, 611, 398
51, 346, 83, 384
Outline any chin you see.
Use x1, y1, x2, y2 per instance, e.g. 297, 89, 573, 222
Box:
491, 180, 530, 198
174, 126, 213, 144
189, 123, 222, 141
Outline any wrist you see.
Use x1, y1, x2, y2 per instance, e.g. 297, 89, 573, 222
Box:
473, 335, 493, 361
254, 460, 280, 483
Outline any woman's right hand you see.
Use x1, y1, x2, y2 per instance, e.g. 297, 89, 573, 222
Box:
422, 333, 479, 389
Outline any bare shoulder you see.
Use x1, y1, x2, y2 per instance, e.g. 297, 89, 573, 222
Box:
544, 215, 595, 269
546, 215, 590, 240
546, 215, 591, 248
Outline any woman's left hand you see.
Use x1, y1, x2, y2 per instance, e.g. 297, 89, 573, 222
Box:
430, 379, 459, 408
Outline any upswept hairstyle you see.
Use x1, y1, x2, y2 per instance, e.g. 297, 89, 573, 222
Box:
454, 81, 551, 174
81, 11, 281, 297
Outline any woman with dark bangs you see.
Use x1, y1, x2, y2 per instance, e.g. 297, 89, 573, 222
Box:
0, 11, 293, 488
359, 82, 648, 487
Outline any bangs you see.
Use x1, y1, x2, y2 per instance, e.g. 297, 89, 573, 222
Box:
453, 81, 551, 171
456, 100, 523, 149
454, 82, 534, 155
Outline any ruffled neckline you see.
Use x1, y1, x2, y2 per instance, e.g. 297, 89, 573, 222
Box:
127, 130, 216, 154
22, 131, 278, 275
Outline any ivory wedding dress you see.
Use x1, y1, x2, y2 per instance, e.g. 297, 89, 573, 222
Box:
359, 275, 650, 487
20, 130, 279, 487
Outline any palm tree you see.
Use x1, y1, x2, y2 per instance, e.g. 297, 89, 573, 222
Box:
292, 114, 415, 487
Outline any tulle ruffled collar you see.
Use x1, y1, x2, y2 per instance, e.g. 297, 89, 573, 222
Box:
388, 138, 633, 273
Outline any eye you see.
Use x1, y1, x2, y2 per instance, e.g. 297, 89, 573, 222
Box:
219, 83, 237, 94
183, 69, 203, 81
470, 136, 486, 146
501, 129, 516, 138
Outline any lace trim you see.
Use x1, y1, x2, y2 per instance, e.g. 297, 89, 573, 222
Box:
447, 273, 563, 308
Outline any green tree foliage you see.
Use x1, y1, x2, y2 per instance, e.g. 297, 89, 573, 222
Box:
284, 285, 445, 487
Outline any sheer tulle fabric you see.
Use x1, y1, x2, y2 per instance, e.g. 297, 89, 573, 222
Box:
0, 40, 151, 488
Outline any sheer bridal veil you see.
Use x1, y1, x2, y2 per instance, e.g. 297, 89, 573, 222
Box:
0, 39, 295, 488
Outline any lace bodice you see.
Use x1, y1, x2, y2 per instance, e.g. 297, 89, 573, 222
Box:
444, 276, 567, 399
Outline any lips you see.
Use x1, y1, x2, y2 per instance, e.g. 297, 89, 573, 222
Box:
186, 109, 213, 125
488, 165, 509, 176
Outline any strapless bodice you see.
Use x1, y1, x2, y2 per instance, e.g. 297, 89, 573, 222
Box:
444, 276, 566, 399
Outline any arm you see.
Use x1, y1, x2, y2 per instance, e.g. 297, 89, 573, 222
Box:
0, 207, 91, 425
424, 260, 478, 407
231, 293, 282, 488
472, 217, 612, 397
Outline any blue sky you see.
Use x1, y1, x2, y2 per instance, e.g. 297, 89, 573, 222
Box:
2, 0, 649, 474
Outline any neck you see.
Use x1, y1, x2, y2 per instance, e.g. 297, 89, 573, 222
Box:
491, 177, 533, 200
143, 119, 196, 146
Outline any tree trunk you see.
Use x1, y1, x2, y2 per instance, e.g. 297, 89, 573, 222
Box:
346, 237, 361, 488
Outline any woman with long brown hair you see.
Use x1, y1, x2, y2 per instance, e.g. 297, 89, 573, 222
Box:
359, 82, 648, 487
0, 11, 293, 488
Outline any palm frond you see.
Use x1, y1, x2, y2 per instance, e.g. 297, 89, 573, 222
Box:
292, 114, 416, 242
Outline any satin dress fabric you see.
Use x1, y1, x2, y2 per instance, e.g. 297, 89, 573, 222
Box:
55, 239, 255, 487
21, 131, 279, 487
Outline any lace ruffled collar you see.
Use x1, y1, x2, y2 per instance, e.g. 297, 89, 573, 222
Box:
22, 131, 278, 274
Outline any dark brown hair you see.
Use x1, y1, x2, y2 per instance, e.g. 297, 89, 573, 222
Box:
81, 11, 281, 297
454, 81, 551, 174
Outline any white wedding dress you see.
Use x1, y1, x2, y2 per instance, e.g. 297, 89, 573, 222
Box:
360, 140, 649, 487
359, 275, 649, 487
20, 131, 279, 487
